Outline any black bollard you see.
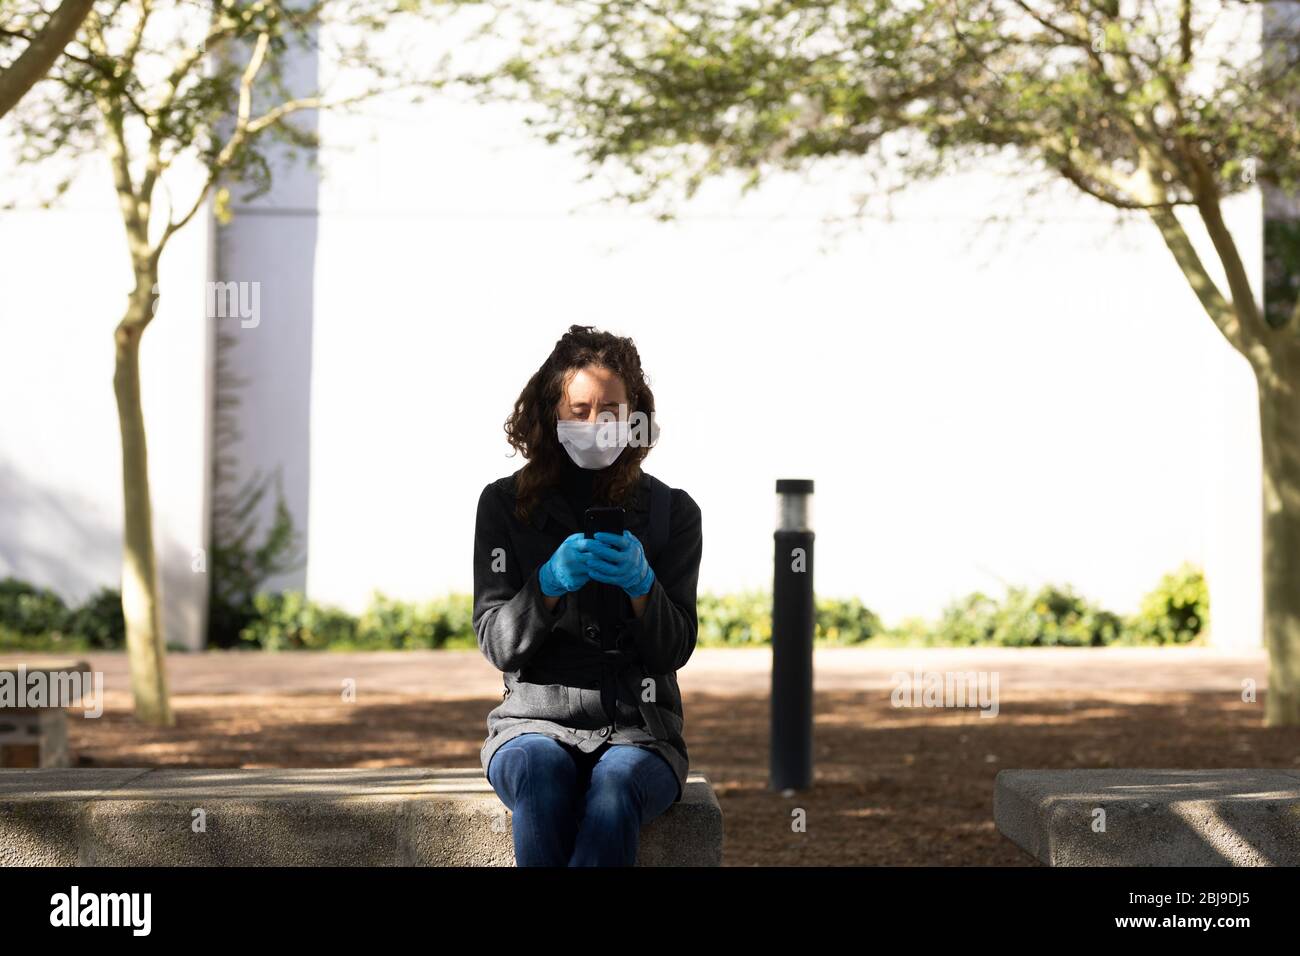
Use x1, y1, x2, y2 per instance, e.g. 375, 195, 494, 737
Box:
771, 478, 814, 792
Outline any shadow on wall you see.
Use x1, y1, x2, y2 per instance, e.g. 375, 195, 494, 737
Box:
0, 459, 202, 648
0, 459, 121, 603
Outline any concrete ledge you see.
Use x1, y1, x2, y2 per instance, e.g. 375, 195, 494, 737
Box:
995, 769, 1300, 866
0, 768, 723, 866
0, 660, 90, 768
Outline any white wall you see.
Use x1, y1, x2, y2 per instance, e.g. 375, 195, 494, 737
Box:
298, 75, 1264, 642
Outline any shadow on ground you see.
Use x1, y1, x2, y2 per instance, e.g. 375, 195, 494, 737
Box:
63, 689, 1300, 865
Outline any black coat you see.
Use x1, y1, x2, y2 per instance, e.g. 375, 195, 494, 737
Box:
472, 467, 703, 803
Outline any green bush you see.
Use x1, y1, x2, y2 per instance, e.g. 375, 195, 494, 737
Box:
0, 622, 90, 652
989, 584, 1125, 647
925, 591, 1004, 646
816, 595, 883, 645
0, 563, 1211, 652
928, 584, 1123, 647
1122, 562, 1208, 646
355, 593, 434, 649
692, 592, 882, 646
238, 591, 358, 651
236, 591, 477, 651
429, 594, 476, 648
0, 578, 125, 651
62, 587, 127, 649
0, 578, 70, 635
696, 591, 772, 646
355, 592, 475, 650
885, 615, 935, 646
911, 572, 1204, 647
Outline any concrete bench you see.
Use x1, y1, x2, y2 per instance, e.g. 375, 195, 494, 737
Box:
995, 769, 1300, 866
0, 660, 91, 768
0, 768, 723, 866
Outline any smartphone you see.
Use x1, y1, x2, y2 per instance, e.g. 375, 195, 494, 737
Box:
583, 506, 625, 540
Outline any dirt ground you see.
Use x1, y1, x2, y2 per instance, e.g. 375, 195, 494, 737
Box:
57, 680, 1300, 865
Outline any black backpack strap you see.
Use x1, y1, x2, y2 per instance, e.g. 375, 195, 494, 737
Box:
646, 474, 672, 565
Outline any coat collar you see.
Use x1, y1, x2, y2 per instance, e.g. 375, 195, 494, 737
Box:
528, 471, 652, 534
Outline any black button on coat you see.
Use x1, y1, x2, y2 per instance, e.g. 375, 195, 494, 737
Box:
473, 467, 703, 803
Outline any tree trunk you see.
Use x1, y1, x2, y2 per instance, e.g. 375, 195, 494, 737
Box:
114, 281, 174, 726
1258, 346, 1300, 726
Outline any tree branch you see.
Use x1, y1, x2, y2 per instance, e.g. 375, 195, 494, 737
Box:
0, 0, 97, 118
83, 9, 150, 266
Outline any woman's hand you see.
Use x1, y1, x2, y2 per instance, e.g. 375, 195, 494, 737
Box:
584, 531, 656, 598
538, 532, 594, 596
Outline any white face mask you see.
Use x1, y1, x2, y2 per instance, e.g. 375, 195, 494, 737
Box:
556, 419, 630, 470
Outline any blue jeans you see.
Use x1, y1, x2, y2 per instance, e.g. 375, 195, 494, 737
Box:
486, 732, 679, 866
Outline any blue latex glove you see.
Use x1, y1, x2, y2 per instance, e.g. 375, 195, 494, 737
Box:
584, 531, 655, 597
538, 532, 594, 596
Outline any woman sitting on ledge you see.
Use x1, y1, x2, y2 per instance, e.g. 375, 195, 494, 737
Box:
472, 324, 703, 867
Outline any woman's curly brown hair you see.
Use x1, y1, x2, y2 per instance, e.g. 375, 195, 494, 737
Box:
505, 325, 656, 523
